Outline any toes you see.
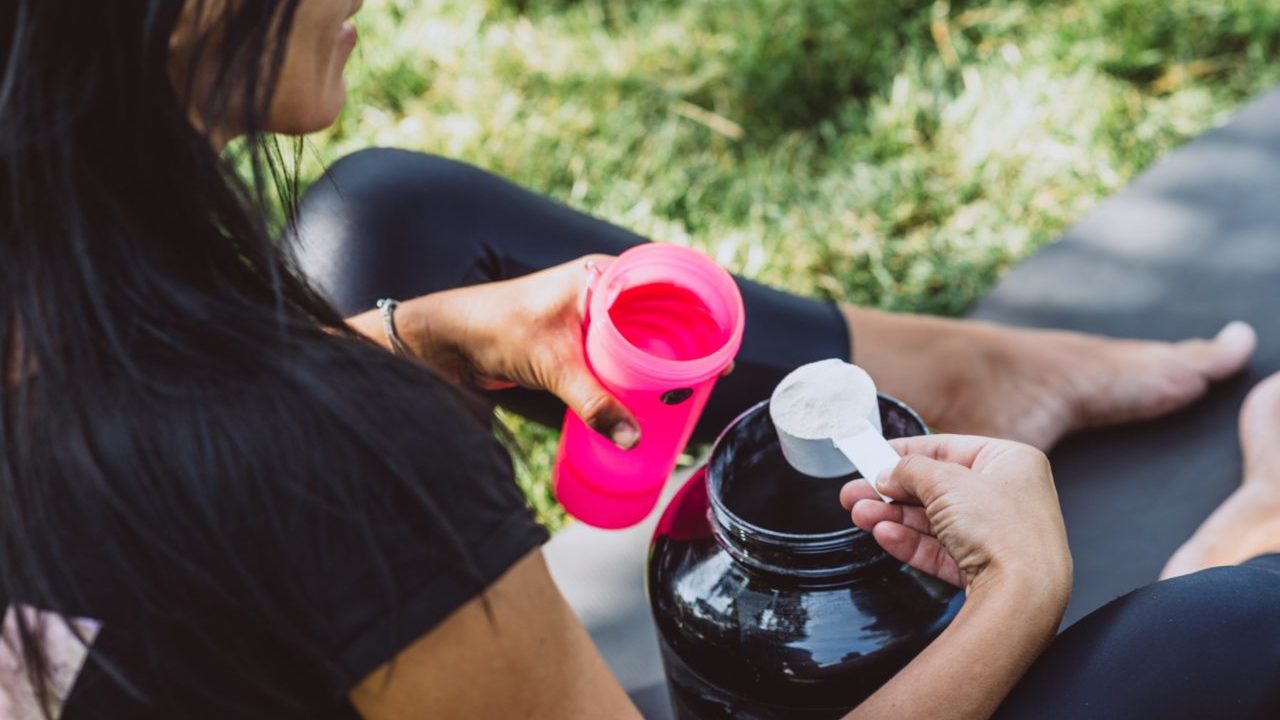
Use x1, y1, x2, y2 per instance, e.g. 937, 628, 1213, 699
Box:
1239, 371, 1280, 473
1242, 370, 1280, 422
1179, 321, 1256, 381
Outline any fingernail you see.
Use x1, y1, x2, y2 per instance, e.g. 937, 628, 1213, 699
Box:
611, 421, 640, 449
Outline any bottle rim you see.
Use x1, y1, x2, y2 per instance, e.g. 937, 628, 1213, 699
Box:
705, 397, 927, 579
588, 244, 746, 385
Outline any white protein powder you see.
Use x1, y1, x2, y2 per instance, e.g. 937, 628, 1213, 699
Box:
770, 359, 880, 440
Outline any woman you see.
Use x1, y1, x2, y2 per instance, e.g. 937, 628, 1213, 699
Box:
2, 1, 1274, 718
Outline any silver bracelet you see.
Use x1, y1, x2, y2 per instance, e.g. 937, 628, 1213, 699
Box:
376, 298, 413, 357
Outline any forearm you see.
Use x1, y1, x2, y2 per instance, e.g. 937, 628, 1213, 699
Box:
845, 578, 1067, 720
343, 258, 640, 442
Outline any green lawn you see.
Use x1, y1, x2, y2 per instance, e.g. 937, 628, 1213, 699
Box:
305, 0, 1280, 530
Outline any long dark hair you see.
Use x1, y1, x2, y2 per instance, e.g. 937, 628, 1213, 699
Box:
2, 1, 494, 715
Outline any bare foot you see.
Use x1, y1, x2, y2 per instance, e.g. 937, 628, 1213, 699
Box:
844, 307, 1256, 451
1161, 371, 1280, 579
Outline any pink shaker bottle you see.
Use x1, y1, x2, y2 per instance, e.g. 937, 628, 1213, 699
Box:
553, 243, 746, 529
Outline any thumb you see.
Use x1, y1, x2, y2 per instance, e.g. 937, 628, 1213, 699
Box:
877, 454, 965, 507
554, 363, 641, 450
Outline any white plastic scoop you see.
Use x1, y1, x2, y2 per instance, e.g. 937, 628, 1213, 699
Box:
770, 359, 901, 502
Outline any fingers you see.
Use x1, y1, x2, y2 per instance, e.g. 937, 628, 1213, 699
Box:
572, 254, 615, 318
553, 362, 640, 449
871, 522, 963, 588
876, 453, 968, 506
839, 479, 880, 509
846, 457, 965, 589
849, 490, 959, 588
532, 255, 640, 448
850, 498, 930, 534
1177, 321, 1256, 382
567, 384, 640, 449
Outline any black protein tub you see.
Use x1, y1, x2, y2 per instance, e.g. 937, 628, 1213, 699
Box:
647, 396, 963, 719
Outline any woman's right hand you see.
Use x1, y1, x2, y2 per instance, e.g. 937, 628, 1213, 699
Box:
839, 434, 1071, 604
838, 435, 1071, 720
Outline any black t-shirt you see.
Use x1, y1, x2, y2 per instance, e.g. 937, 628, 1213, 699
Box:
2, 346, 549, 719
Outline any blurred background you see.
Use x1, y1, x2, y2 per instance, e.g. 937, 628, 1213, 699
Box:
303, 0, 1280, 529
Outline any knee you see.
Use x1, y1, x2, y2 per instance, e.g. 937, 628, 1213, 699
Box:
998, 565, 1280, 718
1145, 563, 1280, 620
307, 148, 500, 217
295, 149, 497, 264
1102, 564, 1280, 657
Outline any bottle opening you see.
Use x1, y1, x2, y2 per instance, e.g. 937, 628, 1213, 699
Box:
608, 282, 727, 362
709, 397, 928, 539
712, 405, 854, 536
588, 244, 745, 384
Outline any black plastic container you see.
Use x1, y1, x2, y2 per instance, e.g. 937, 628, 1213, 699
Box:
647, 397, 963, 719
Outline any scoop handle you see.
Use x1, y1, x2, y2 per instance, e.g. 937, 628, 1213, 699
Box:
832, 427, 900, 503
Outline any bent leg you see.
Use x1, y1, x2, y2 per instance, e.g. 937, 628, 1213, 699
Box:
294, 148, 849, 442
995, 554, 1280, 719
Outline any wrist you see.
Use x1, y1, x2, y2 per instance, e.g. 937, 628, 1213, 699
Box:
390, 295, 438, 357
347, 294, 465, 381
968, 558, 1071, 622
397, 293, 471, 376
359, 293, 452, 371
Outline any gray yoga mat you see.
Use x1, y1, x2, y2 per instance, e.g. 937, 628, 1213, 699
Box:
545, 85, 1280, 717
968, 85, 1280, 626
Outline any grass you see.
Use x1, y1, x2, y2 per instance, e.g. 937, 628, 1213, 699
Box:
303, 0, 1280, 531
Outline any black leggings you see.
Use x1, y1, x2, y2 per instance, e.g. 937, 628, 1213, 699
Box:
296, 149, 1280, 719
294, 148, 850, 445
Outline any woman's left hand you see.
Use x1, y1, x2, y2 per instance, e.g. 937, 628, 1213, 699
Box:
354, 255, 643, 449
